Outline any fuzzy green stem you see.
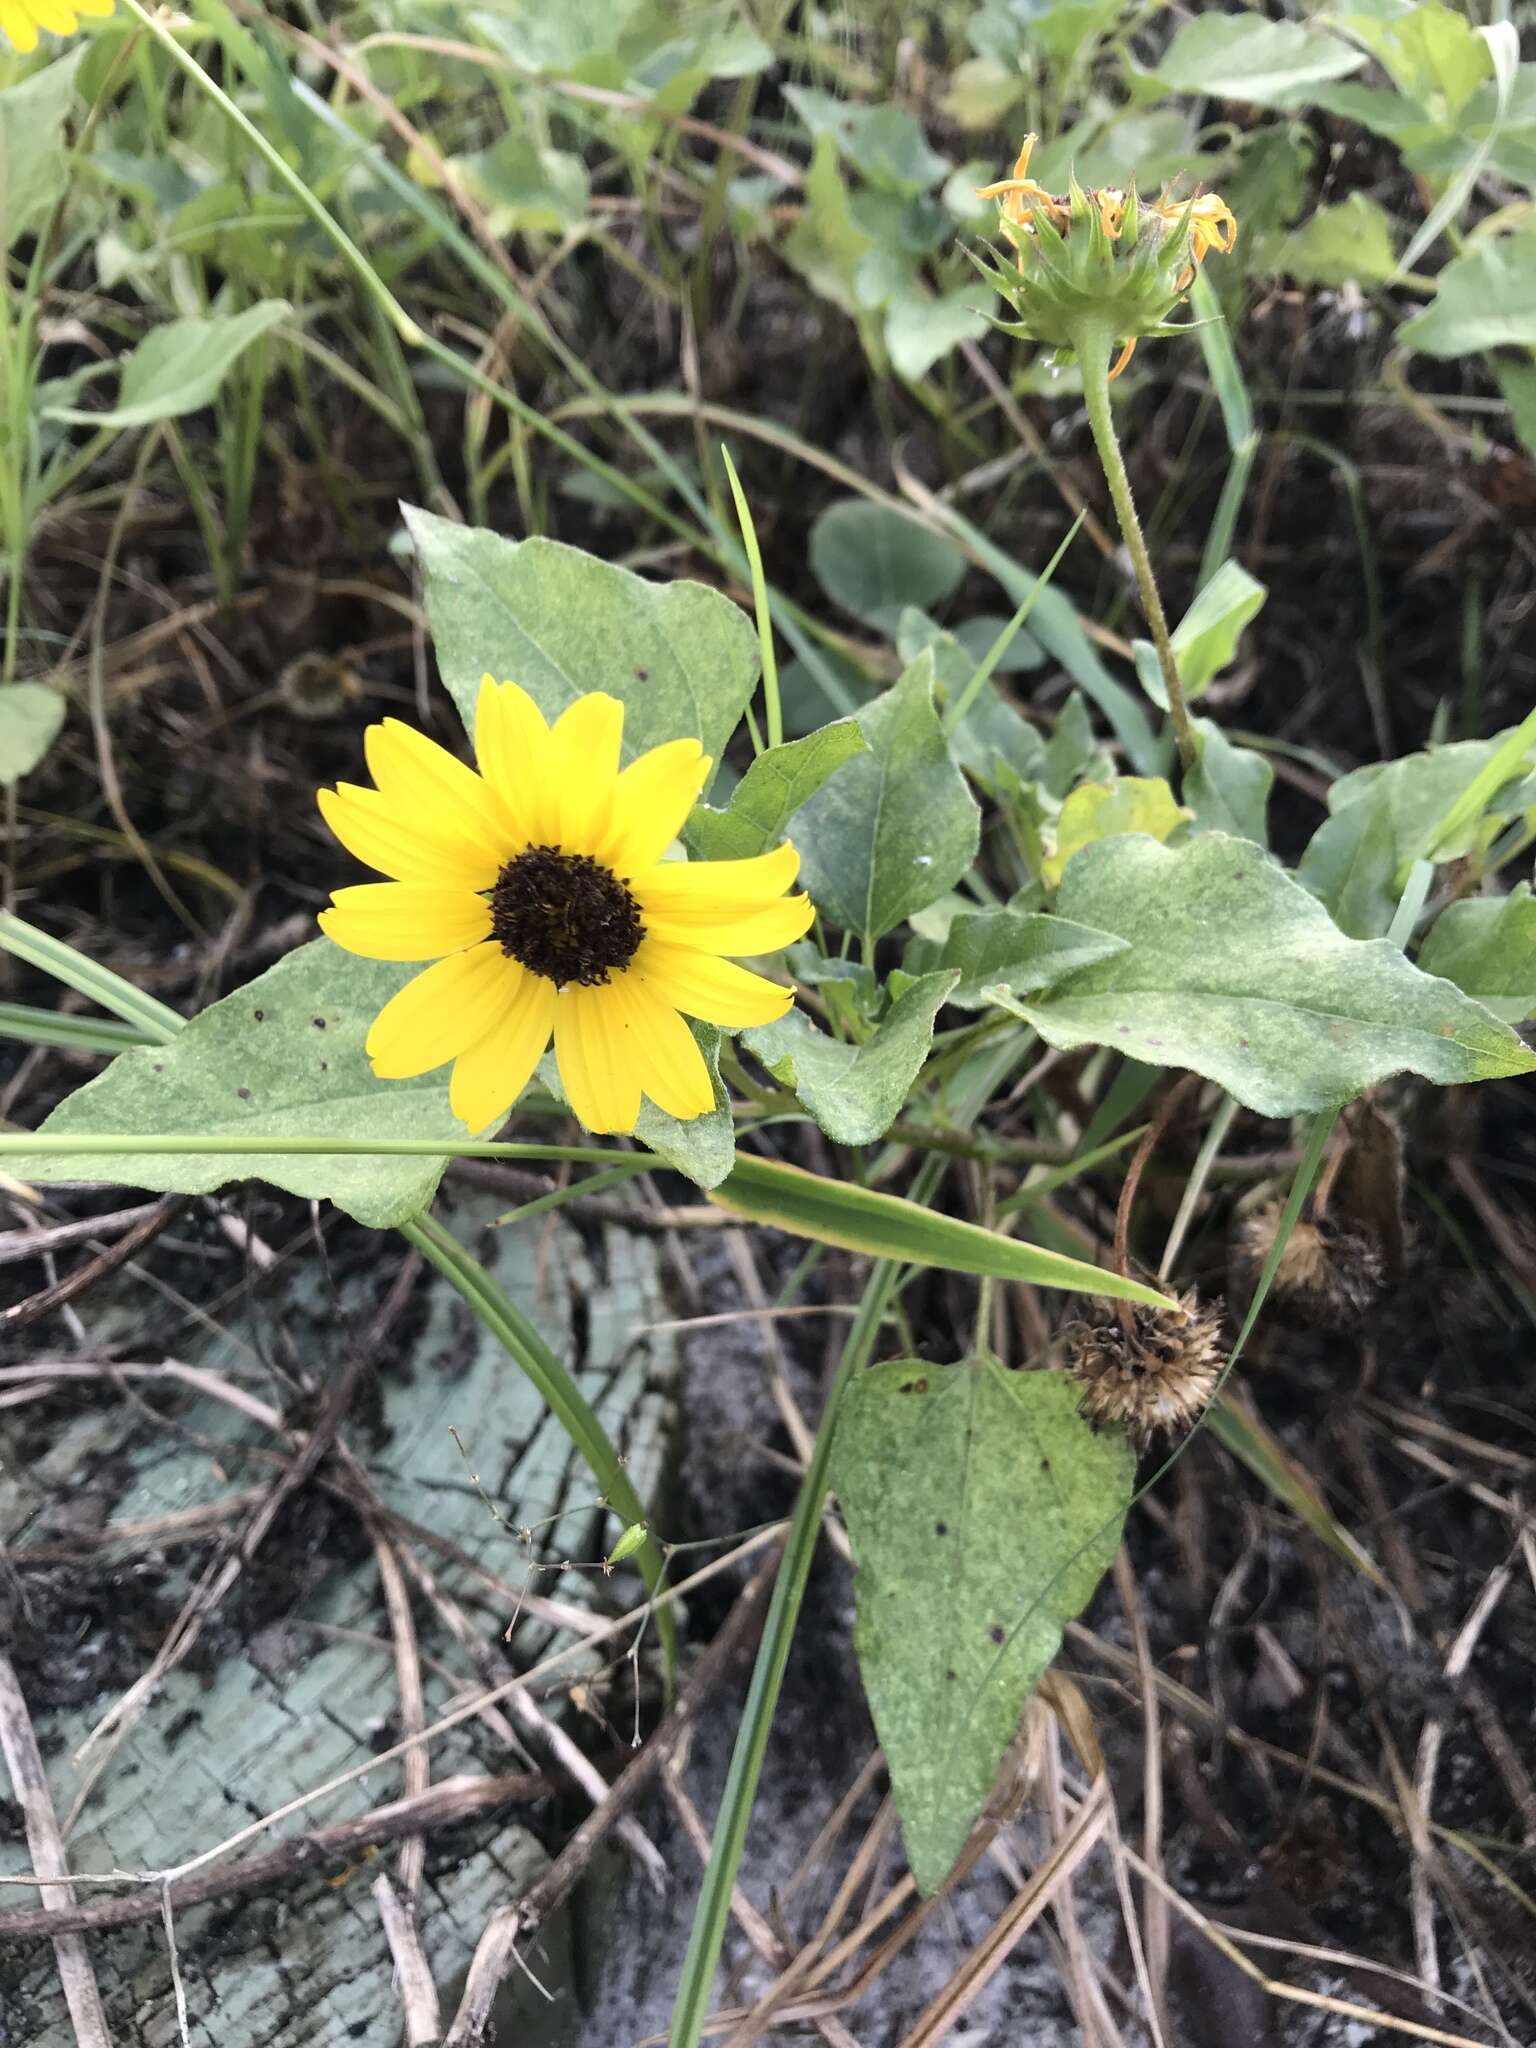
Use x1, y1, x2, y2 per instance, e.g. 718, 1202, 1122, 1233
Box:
1074, 323, 1196, 777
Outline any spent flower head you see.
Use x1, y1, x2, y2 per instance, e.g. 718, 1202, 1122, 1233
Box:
318, 681, 814, 1136
973, 133, 1236, 377
1065, 1288, 1225, 1447
0, 0, 113, 53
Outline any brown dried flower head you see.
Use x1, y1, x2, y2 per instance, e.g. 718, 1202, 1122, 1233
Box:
1230, 1202, 1386, 1331
1065, 1288, 1224, 1447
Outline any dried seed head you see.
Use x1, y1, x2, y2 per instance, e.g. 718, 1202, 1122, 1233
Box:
1230, 1203, 1386, 1331
1064, 1289, 1224, 1447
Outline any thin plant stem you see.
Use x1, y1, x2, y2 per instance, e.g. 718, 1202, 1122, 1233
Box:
1074, 321, 1197, 776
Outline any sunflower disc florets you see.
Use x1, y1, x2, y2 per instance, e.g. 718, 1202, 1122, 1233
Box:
1065, 1288, 1225, 1447
972, 134, 1236, 377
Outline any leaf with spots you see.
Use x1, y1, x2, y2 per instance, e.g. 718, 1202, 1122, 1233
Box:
833, 1356, 1133, 1894
5, 940, 465, 1228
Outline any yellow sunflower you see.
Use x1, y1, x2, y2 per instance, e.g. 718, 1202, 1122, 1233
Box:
317, 679, 815, 1137
0, 0, 113, 54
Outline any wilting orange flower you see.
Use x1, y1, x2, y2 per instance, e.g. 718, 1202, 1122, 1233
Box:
975, 134, 1237, 378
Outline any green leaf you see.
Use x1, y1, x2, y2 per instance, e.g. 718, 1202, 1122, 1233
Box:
404, 507, 760, 761
449, 137, 589, 232
743, 971, 957, 1145
1342, 1, 1490, 119
1185, 719, 1273, 847
1418, 885, 1536, 1022
5, 940, 465, 1228
48, 302, 290, 429
833, 1356, 1133, 1893
793, 652, 981, 947
1271, 192, 1399, 287
1296, 793, 1399, 940
1493, 356, 1536, 460
633, 1023, 736, 1189
1156, 15, 1364, 107
0, 683, 65, 785
850, 104, 950, 193
0, 51, 81, 245
684, 721, 866, 861
1044, 776, 1188, 888
781, 134, 875, 318
1133, 558, 1266, 711
884, 287, 989, 381
1327, 729, 1533, 869
810, 499, 967, 635
1401, 226, 1536, 355
1007, 833, 1536, 1116
713, 1155, 1174, 1310
940, 56, 1025, 130
938, 908, 1128, 1009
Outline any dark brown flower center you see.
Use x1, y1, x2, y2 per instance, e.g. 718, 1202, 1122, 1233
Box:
490, 845, 643, 988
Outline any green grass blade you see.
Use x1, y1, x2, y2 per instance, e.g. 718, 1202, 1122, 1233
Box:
666, 1161, 938, 2048
0, 1003, 154, 1054
401, 1213, 676, 1679
0, 913, 184, 1046
721, 443, 781, 751
1208, 1392, 1385, 1585
713, 1153, 1174, 1309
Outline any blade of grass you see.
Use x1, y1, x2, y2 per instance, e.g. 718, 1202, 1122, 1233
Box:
666, 1153, 944, 2048
400, 1212, 676, 1680
713, 1153, 1174, 1310
720, 444, 780, 752
944, 512, 1085, 735
0, 1003, 155, 1055
0, 914, 183, 1047
1189, 271, 1258, 589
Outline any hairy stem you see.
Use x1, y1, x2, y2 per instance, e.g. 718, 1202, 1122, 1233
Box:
1075, 323, 1197, 776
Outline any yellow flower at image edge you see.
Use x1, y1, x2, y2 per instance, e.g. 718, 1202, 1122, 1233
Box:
317, 681, 815, 1137
0, 0, 113, 55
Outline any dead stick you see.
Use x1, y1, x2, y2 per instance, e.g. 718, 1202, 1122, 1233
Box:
444, 1553, 778, 2048
374, 1872, 444, 2048
0, 1774, 545, 1941
0, 1652, 113, 2045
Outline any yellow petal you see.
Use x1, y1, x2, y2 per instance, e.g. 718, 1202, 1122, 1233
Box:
631, 937, 793, 1029
318, 784, 502, 891
643, 891, 814, 958
448, 967, 556, 1132
27, 0, 78, 29
318, 883, 492, 963
553, 982, 642, 1134
598, 738, 711, 876
473, 676, 556, 846
365, 943, 518, 1079
0, 3, 39, 49
606, 972, 716, 1121
631, 842, 801, 919
74, 0, 116, 15
363, 718, 516, 867
549, 692, 624, 852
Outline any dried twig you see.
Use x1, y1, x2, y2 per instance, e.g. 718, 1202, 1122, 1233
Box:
374, 1872, 443, 2048
4, 1196, 182, 1331
0, 1774, 544, 1940
0, 1652, 113, 2046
